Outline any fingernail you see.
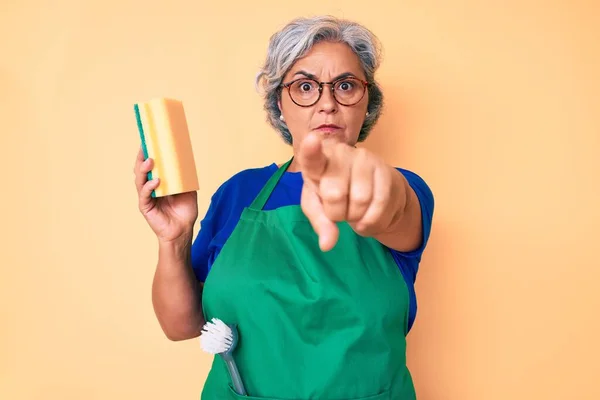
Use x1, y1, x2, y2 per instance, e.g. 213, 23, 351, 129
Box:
319, 236, 331, 252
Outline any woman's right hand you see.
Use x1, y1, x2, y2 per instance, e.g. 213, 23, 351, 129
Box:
134, 147, 199, 244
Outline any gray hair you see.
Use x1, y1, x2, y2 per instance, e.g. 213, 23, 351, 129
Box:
255, 15, 384, 144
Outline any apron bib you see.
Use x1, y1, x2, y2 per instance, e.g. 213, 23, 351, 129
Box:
201, 160, 416, 400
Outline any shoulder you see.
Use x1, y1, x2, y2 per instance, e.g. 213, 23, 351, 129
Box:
207, 163, 277, 208
226, 163, 277, 183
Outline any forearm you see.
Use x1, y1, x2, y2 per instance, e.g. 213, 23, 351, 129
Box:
152, 234, 205, 341
373, 167, 423, 252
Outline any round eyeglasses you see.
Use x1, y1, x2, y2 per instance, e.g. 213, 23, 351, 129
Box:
281, 76, 369, 107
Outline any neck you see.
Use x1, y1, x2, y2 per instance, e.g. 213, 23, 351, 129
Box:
286, 157, 301, 172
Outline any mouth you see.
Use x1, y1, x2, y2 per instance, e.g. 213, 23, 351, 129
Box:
314, 124, 342, 134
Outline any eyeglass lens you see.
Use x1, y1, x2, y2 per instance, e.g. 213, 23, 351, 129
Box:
288, 78, 366, 106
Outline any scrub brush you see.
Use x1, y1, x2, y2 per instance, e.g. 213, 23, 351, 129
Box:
200, 317, 247, 396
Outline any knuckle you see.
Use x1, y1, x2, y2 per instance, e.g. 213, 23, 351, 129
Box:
140, 184, 151, 197
139, 159, 149, 172
346, 207, 365, 222
370, 196, 387, 213
324, 206, 346, 222
322, 189, 346, 203
321, 183, 347, 203
353, 224, 369, 235
361, 213, 378, 227
358, 215, 379, 233
352, 220, 373, 236
350, 187, 371, 205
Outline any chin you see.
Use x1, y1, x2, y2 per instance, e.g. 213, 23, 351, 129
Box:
315, 130, 347, 142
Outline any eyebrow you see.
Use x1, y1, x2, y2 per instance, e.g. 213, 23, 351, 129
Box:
292, 70, 358, 81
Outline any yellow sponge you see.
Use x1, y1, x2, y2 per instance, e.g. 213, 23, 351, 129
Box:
134, 98, 199, 197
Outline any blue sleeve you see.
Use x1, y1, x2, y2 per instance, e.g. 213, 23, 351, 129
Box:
389, 169, 435, 280
190, 188, 223, 282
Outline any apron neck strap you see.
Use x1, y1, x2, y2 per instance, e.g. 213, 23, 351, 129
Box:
250, 157, 294, 210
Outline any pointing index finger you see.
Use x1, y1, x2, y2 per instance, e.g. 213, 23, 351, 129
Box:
300, 183, 339, 252
298, 134, 328, 183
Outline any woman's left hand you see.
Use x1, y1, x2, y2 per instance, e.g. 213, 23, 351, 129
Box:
298, 133, 408, 251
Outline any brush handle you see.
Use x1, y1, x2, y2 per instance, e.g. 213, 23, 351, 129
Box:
223, 355, 247, 396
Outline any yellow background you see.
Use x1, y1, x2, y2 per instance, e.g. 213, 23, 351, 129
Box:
2, 1, 599, 399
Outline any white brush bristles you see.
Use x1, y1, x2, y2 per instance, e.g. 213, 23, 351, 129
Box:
200, 318, 233, 354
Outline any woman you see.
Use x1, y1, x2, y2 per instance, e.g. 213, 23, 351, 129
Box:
134, 15, 434, 400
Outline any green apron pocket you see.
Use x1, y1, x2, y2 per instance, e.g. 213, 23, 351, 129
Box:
227, 384, 392, 400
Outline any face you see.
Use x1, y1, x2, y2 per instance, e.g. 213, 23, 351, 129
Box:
279, 41, 369, 152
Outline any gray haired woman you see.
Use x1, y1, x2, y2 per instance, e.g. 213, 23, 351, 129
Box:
134, 15, 434, 400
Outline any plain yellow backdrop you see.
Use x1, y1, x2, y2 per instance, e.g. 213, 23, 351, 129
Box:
1, 1, 599, 399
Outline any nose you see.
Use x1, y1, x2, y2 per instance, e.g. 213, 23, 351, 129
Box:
317, 84, 337, 114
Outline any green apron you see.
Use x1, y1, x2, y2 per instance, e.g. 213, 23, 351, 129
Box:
201, 159, 416, 400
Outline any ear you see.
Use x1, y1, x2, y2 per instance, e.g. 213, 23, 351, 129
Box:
277, 99, 282, 113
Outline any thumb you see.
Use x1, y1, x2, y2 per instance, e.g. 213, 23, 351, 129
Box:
297, 134, 327, 183
301, 184, 339, 252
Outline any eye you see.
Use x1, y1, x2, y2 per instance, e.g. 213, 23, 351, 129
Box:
336, 80, 355, 91
294, 79, 317, 93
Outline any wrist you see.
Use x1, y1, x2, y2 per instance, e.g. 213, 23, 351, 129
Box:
158, 231, 193, 258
